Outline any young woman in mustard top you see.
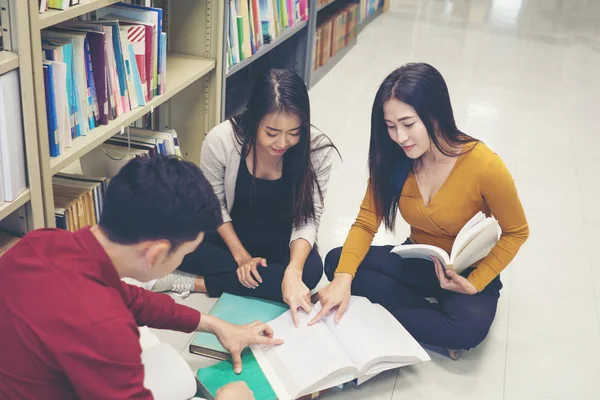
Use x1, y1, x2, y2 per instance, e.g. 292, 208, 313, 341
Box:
311, 63, 529, 358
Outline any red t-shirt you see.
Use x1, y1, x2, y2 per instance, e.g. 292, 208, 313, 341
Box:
0, 227, 201, 399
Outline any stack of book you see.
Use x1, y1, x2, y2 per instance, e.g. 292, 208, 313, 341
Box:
41, 2, 166, 157
226, 0, 309, 71
81, 126, 180, 175
54, 126, 181, 230
313, 3, 358, 71
53, 173, 108, 231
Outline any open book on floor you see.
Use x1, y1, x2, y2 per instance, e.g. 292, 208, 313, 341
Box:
250, 296, 430, 400
390, 211, 501, 273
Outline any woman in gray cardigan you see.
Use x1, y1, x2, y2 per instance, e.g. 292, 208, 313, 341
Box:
151, 69, 337, 325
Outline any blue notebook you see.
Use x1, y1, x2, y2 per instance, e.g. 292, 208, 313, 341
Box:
189, 293, 288, 360
197, 350, 277, 400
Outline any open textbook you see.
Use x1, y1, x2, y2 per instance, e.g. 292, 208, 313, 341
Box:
250, 296, 430, 400
139, 326, 204, 400
390, 211, 501, 273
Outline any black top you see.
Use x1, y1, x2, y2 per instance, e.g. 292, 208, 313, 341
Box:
230, 158, 293, 253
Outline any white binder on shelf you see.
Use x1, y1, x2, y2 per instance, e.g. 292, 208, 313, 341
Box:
0, 70, 27, 202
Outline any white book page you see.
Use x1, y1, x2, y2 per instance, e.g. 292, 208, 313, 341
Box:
450, 217, 498, 265
251, 309, 356, 399
452, 222, 500, 272
321, 297, 430, 376
389, 244, 450, 266
453, 211, 485, 250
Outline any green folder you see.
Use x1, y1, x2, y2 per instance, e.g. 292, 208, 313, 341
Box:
189, 293, 288, 359
197, 350, 277, 400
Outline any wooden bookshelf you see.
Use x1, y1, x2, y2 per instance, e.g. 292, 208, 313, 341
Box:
49, 55, 216, 175
27, 0, 224, 227
0, 190, 32, 222
37, 0, 122, 29
227, 20, 308, 78
306, 1, 387, 89
0, 1, 45, 231
317, 0, 339, 12
0, 51, 19, 75
221, 0, 389, 116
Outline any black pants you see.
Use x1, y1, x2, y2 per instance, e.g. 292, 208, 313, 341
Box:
179, 232, 323, 301
325, 246, 502, 350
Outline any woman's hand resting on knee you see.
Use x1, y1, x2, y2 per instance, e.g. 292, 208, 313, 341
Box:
432, 257, 478, 295
309, 273, 352, 325
236, 256, 267, 289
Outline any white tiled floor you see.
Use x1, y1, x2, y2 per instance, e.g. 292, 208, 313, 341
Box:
160, 1, 600, 398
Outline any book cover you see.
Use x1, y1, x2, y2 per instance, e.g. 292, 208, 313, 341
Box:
197, 351, 277, 400
189, 293, 288, 360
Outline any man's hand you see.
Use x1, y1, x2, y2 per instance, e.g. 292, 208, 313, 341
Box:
216, 381, 254, 400
212, 319, 283, 374
236, 256, 267, 289
309, 273, 352, 325
432, 257, 478, 295
282, 269, 312, 327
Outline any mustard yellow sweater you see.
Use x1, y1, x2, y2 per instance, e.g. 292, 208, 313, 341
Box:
336, 142, 529, 291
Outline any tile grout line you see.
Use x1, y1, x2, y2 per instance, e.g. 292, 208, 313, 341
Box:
505, 325, 600, 345
502, 272, 512, 400
569, 123, 600, 337
390, 369, 400, 400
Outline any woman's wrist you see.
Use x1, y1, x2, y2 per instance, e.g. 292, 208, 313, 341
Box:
333, 272, 353, 284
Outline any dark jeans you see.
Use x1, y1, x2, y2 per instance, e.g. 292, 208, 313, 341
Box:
325, 245, 502, 350
179, 232, 323, 301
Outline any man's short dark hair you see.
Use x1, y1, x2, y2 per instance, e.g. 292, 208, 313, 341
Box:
99, 155, 222, 251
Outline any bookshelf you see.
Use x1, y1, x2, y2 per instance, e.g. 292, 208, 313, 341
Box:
27, 0, 224, 227
226, 20, 308, 78
38, 0, 122, 29
220, 1, 312, 120
220, 1, 388, 121
0, 0, 45, 231
307, 0, 386, 88
317, 0, 340, 13
0, 51, 19, 75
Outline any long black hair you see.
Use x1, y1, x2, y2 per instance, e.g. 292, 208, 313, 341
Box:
230, 69, 337, 227
369, 63, 477, 230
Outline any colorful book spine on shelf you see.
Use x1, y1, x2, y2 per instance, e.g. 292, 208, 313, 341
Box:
40, 4, 166, 158
313, 4, 360, 72
226, 0, 307, 72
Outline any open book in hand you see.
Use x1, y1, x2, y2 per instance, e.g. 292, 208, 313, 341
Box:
250, 296, 430, 400
390, 211, 501, 274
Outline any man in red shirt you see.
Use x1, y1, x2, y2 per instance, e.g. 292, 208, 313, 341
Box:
0, 156, 281, 399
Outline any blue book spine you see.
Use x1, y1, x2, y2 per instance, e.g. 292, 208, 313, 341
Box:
83, 38, 97, 130
43, 63, 59, 157
128, 44, 146, 106
160, 32, 166, 94
63, 43, 80, 138
111, 25, 129, 107
115, 3, 162, 97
